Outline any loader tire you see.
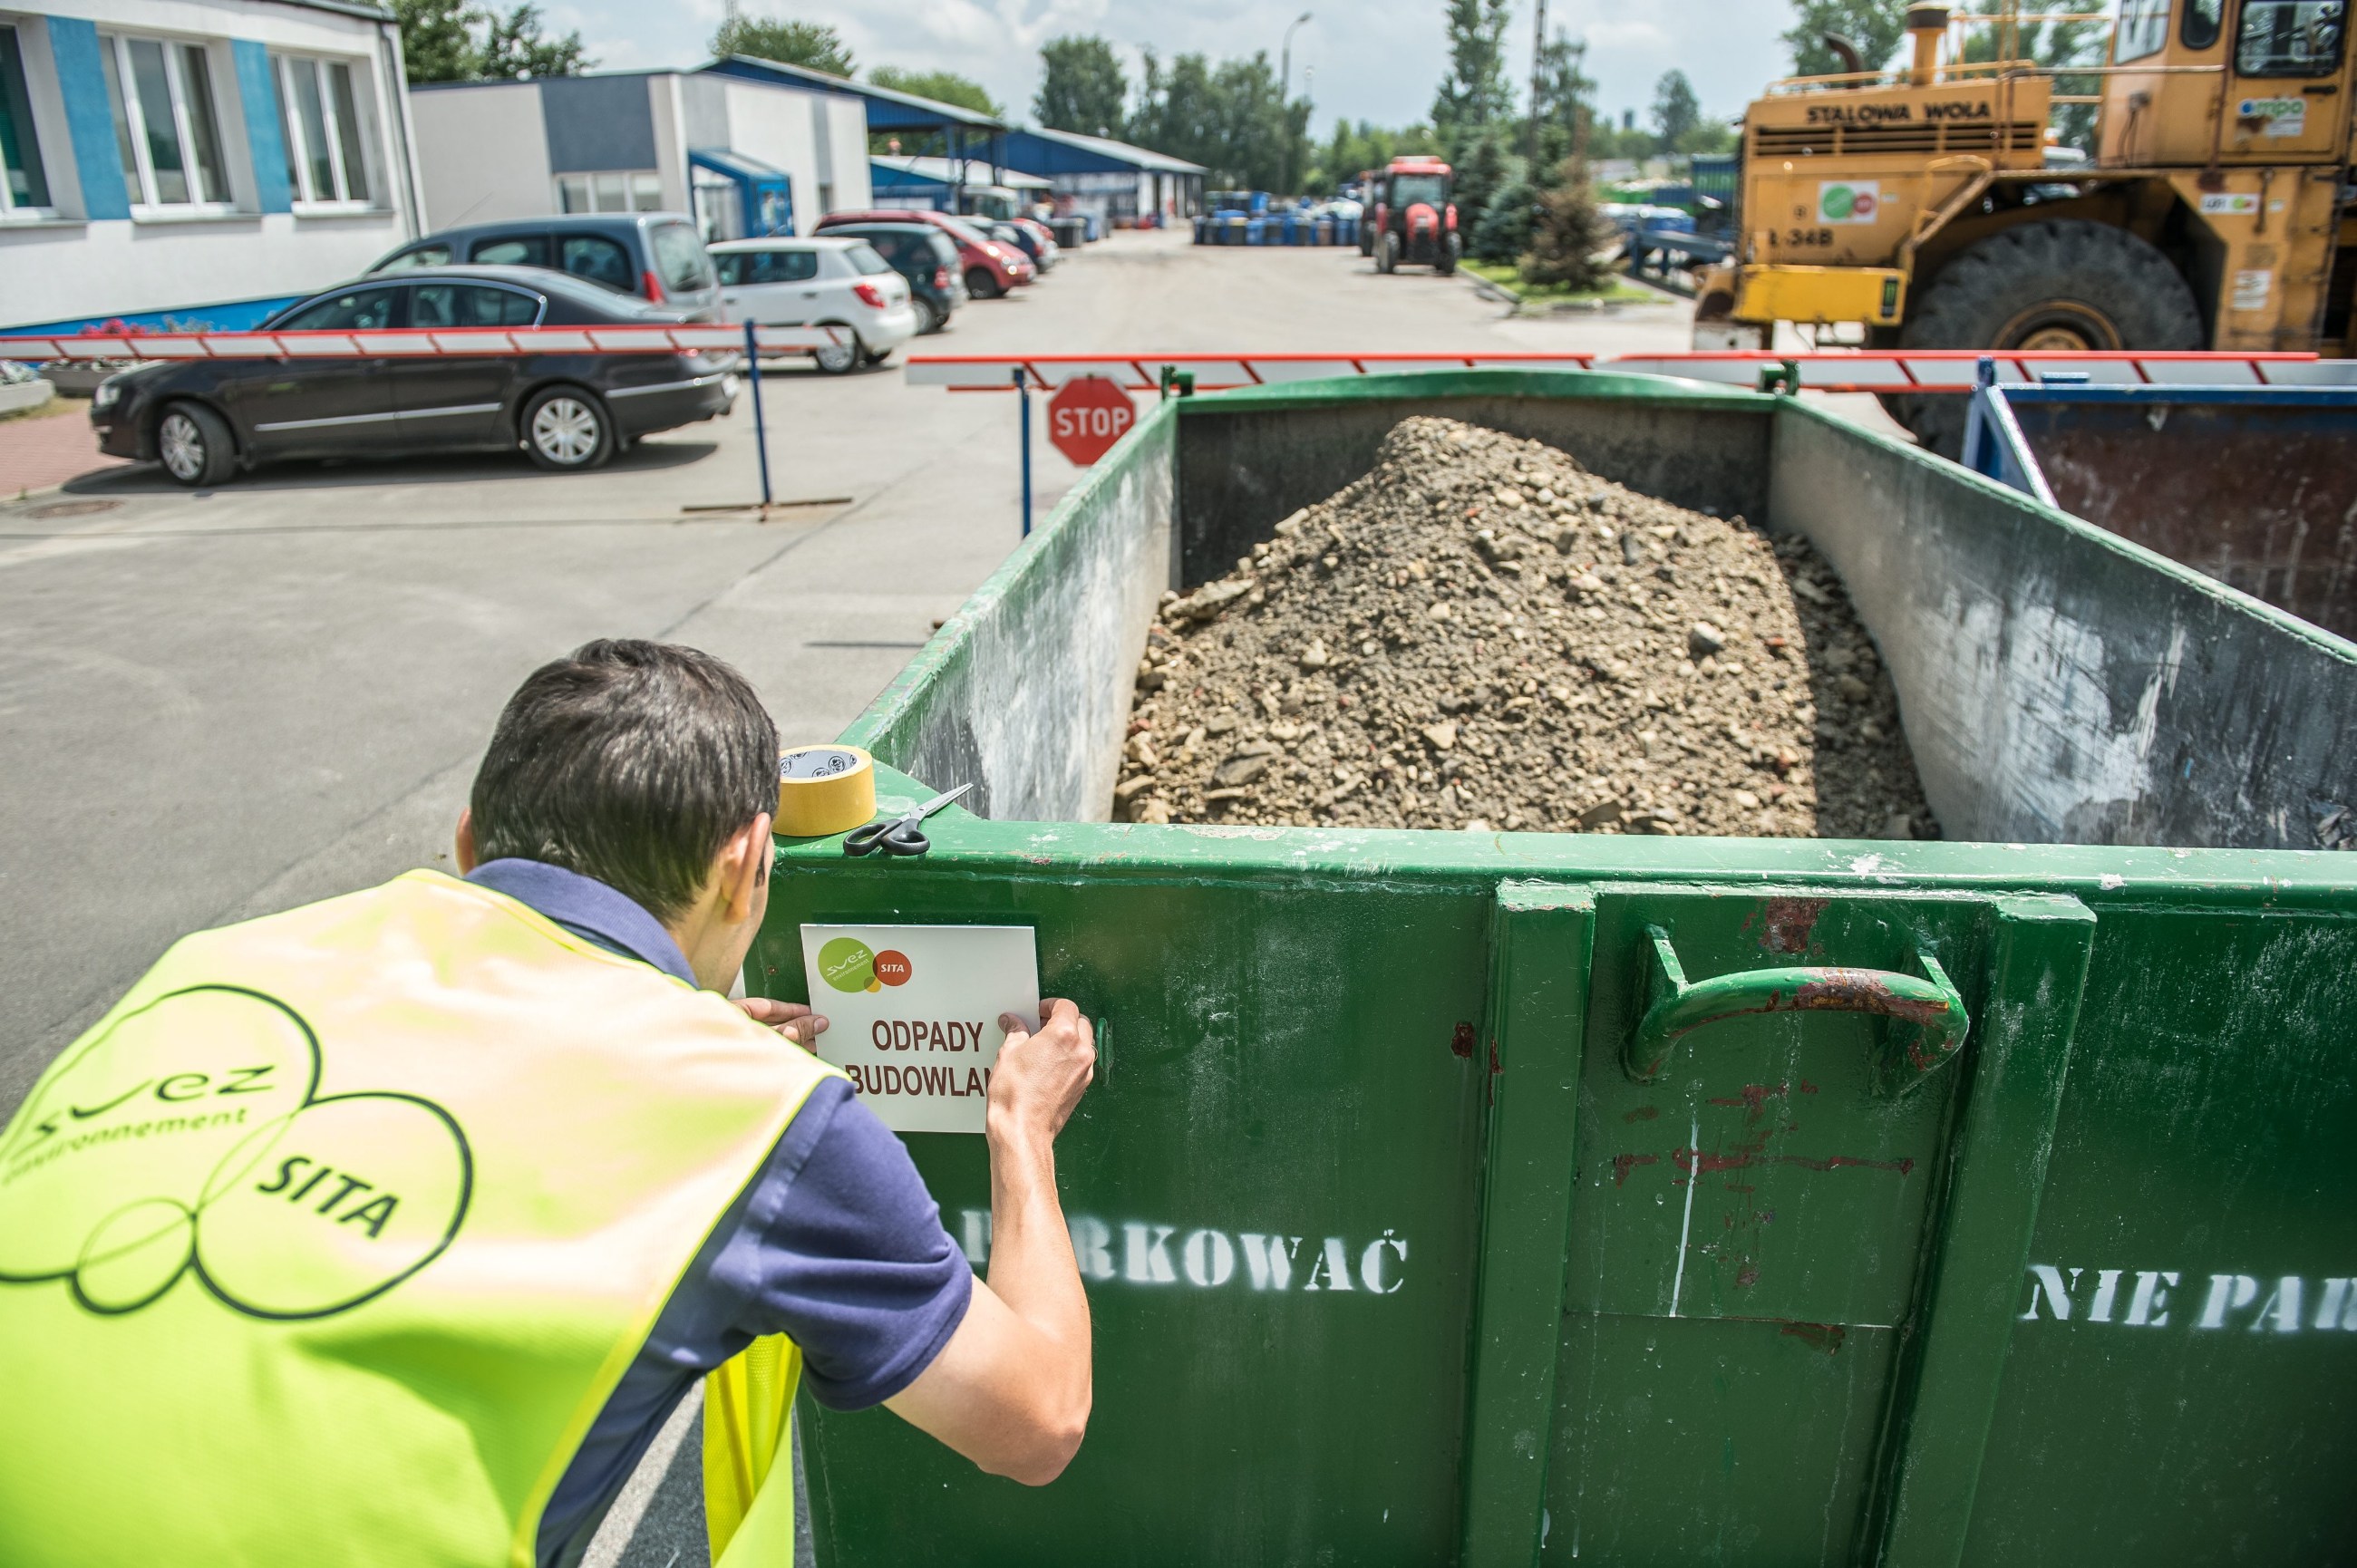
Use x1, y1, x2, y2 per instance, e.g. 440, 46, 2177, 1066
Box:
1883, 219, 2202, 457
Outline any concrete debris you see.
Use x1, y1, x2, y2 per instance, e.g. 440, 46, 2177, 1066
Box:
1114, 416, 1938, 838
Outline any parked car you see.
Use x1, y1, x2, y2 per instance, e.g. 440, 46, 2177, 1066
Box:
815, 209, 1033, 299
365, 214, 722, 318
985, 216, 1060, 271
709, 237, 918, 374
812, 223, 965, 334
89, 267, 736, 486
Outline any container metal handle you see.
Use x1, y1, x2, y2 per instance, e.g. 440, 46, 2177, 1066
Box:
1625, 925, 1968, 1095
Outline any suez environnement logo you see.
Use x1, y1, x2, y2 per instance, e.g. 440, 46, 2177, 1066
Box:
816, 935, 913, 994
1818, 180, 1880, 224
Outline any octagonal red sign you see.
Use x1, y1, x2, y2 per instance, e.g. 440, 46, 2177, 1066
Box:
1046, 376, 1137, 466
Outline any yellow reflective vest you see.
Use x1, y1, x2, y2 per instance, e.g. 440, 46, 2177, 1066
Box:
0, 869, 839, 1566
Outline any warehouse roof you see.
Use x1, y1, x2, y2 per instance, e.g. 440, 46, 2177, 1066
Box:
1004, 125, 1206, 177
701, 57, 1009, 133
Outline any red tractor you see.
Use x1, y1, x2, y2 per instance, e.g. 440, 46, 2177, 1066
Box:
1371, 156, 1458, 276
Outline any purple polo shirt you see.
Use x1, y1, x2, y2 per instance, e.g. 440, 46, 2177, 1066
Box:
461, 859, 972, 1567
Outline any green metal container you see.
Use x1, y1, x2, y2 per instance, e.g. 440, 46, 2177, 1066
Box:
752, 373, 2357, 1566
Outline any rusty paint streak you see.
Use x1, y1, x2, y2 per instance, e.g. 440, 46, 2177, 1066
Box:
1778, 1321, 1848, 1354
1789, 973, 1952, 1026
1612, 1152, 1660, 1187
1707, 1082, 1790, 1121
1760, 896, 1829, 954
1672, 1145, 1915, 1178
1450, 1021, 1476, 1060
1624, 1105, 1662, 1123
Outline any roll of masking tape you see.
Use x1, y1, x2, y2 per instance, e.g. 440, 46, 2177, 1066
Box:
775, 745, 877, 837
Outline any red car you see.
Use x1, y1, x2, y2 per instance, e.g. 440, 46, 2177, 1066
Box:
817, 210, 1034, 299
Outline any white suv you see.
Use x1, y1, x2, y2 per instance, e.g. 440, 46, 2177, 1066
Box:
711, 237, 919, 375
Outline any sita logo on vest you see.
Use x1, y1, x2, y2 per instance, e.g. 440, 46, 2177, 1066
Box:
0, 985, 471, 1320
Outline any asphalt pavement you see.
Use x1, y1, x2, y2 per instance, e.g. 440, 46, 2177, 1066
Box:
0, 228, 1896, 1564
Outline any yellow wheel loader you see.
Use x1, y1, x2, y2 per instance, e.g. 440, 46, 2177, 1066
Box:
1696, 1, 2355, 451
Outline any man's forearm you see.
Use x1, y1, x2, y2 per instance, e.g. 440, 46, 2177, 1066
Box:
985, 1117, 1092, 1378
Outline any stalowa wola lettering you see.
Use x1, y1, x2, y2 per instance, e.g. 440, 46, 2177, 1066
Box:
959, 1210, 1410, 1297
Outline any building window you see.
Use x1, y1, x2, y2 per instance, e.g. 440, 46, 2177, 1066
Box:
101, 34, 231, 210
272, 53, 374, 207
556, 171, 662, 213
0, 24, 53, 215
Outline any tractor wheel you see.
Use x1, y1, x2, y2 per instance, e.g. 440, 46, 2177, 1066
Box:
1377, 232, 1398, 274
1435, 233, 1461, 276
1884, 218, 2201, 457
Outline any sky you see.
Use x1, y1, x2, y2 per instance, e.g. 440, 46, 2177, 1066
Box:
544, 0, 1799, 136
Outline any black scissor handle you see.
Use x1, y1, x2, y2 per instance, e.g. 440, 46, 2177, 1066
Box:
843, 819, 930, 857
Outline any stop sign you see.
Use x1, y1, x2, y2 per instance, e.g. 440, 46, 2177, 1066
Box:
1045, 376, 1137, 466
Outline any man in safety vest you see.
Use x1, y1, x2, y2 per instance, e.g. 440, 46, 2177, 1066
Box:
0, 639, 1096, 1565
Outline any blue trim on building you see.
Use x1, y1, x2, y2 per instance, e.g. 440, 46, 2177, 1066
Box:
44, 18, 130, 220
3, 295, 304, 337
232, 40, 293, 213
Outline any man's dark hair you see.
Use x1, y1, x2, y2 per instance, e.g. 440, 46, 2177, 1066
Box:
470, 640, 776, 922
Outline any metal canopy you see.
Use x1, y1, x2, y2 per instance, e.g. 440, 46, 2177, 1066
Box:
698, 56, 1009, 191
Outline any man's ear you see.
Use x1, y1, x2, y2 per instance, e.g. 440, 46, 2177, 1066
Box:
721, 813, 774, 923
455, 808, 479, 875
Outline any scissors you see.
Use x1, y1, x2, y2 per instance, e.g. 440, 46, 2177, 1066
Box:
843, 782, 974, 857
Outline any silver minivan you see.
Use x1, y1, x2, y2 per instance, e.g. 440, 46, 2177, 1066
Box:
367, 214, 723, 319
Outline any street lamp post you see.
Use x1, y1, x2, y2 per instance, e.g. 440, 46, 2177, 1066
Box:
1280, 11, 1312, 195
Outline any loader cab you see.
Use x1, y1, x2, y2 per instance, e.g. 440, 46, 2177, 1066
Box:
2099, 0, 2352, 166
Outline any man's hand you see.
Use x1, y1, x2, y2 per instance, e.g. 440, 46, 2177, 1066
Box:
737, 998, 828, 1050
887, 997, 1095, 1485
989, 999, 1095, 1144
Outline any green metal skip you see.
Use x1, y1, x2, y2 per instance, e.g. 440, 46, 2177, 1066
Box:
752, 373, 2357, 1566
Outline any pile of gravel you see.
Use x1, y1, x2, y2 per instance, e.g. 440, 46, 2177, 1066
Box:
1115, 416, 1937, 839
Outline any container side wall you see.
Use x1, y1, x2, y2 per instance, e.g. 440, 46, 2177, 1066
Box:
841, 402, 1176, 821
1770, 403, 2357, 850
1962, 903, 2357, 1564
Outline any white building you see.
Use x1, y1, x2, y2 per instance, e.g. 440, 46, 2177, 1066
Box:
0, 0, 422, 332
408, 67, 871, 245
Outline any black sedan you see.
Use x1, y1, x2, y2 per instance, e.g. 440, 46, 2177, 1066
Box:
91, 266, 739, 486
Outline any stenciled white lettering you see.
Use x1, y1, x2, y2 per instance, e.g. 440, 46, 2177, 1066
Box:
2024, 1264, 2356, 1335
954, 1210, 1409, 1299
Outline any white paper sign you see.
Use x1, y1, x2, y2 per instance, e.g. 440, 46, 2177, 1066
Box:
800, 924, 1040, 1134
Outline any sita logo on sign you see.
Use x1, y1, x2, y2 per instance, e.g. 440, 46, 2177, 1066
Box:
818, 936, 912, 993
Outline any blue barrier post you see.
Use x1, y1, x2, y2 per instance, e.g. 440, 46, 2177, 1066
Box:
744, 321, 772, 508
1015, 367, 1033, 537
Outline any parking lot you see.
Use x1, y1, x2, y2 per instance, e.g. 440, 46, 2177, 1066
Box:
0, 227, 1725, 1110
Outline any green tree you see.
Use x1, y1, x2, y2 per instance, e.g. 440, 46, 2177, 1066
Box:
1955, 0, 2102, 150
1781, 0, 1909, 78
1525, 30, 1597, 172
393, 0, 478, 82
1677, 122, 1738, 156
1431, 0, 1512, 159
1450, 126, 1512, 243
871, 66, 1002, 117
1469, 176, 1536, 262
476, 4, 587, 80
712, 15, 854, 75
392, 0, 586, 82
1127, 48, 1307, 191
1303, 119, 1440, 195
1520, 158, 1615, 291
1035, 35, 1129, 140
1650, 70, 1701, 148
